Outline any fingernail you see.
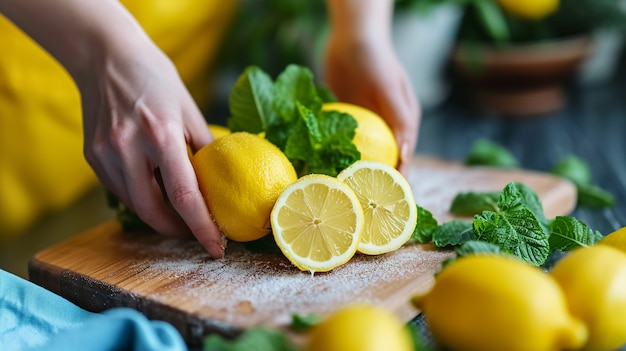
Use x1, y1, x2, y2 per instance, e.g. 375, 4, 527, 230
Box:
208, 235, 226, 259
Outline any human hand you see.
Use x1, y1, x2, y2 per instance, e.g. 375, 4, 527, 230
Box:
0, 0, 225, 258
79, 41, 225, 258
324, 0, 421, 176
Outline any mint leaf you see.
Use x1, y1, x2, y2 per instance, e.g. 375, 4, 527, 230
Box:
273, 64, 321, 123
406, 324, 435, 351
411, 205, 439, 243
551, 155, 592, 186
498, 182, 547, 225
548, 216, 603, 252
441, 241, 504, 269
551, 155, 614, 208
433, 220, 474, 247
316, 85, 337, 103
449, 191, 500, 216
291, 313, 322, 332
283, 105, 359, 176
455, 240, 503, 257
228, 66, 276, 133
577, 183, 615, 208
465, 139, 518, 168
473, 208, 550, 266
203, 328, 297, 351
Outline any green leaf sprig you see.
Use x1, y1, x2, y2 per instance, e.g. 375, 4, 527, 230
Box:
413, 182, 603, 267
465, 139, 518, 168
227, 64, 360, 177
551, 155, 615, 208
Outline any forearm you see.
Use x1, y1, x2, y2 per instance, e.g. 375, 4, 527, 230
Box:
0, 0, 152, 85
326, 0, 394, 42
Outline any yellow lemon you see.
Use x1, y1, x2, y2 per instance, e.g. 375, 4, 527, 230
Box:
322, 102, 399, 168
497, 0, 559, 20
208, 124, 231, 139
192, 132, 297, 242
337, 160, 417, 255
271, 174, 364, 273
551, 245, 626, 351
304, 304, 413, 351
412, 254, 587, 351
598, 225, 626, 253
186, 124, 231, 158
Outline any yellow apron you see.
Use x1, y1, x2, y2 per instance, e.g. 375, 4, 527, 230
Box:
0, 1, 237, 239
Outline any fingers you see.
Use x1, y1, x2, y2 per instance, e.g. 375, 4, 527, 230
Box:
157, 141, 225, 258
123, 158, 191, 238
373, 70, 420, 178
182, 95, 213, 153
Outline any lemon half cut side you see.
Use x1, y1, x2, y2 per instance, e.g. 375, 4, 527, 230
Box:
337, 160, 417, 255
271, 174, 364, 274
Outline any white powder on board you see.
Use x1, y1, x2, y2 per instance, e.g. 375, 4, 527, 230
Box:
120, 237, 451, 328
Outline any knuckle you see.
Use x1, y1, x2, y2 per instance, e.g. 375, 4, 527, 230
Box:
168, 185, 199, 209
133, 205, 160, 225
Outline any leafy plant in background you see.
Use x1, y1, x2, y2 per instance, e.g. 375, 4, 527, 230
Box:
214, 1, 435, 77
407, 0, 626, 44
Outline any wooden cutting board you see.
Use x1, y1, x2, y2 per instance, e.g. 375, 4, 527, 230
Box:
28, 156, 577, 346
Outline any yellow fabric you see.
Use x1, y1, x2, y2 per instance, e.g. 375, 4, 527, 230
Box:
0, 1, 237, 239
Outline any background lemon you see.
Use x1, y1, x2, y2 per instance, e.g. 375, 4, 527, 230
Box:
550, 245, 626, 351
497, 0, 559, 20
208, 124, 231, 139
192, 132, 297, 242
337, 160, 417, 255
598, 225, 626, 253
304, 304, 413, 351
412, 255, 587, 351
271, 174, 364, 273
322, 102, 399, 168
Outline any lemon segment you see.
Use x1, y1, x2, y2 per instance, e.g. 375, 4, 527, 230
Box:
337, 160, 417, 255
271, 174, 364, 273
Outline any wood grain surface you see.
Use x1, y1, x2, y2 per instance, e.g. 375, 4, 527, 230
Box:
28, 156, 577, 346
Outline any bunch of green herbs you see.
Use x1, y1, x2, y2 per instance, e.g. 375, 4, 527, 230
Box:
227, 64, 360, 177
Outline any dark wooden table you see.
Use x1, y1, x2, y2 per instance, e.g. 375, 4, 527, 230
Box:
411, 52, 626, 350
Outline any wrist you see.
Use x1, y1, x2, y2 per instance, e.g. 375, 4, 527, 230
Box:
326, 0, 394, 43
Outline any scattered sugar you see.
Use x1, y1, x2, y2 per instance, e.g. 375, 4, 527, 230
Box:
120, 237, 451, 328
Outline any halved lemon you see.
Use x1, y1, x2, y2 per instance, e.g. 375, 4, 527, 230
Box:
337, 160, 417, 255
271, 174, 364, 273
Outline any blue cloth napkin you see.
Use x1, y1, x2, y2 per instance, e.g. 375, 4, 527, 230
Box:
0, 269, 187, 351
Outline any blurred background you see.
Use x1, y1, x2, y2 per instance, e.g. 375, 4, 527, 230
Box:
2, 0, 626, 278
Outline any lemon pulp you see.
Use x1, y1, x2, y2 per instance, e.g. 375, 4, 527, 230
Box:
337, 160, 417, 254
271, 174, 364, 273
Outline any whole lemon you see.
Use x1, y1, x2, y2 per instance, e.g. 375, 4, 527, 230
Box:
305, 304, 413, 351
322, 102, 399, 168
497, 0, 559, 20
551, 245, 626, 351
191, 132, 297, 242
412, 254, 587, 351
598, 225, 626, 253
208, 124, 231, 139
